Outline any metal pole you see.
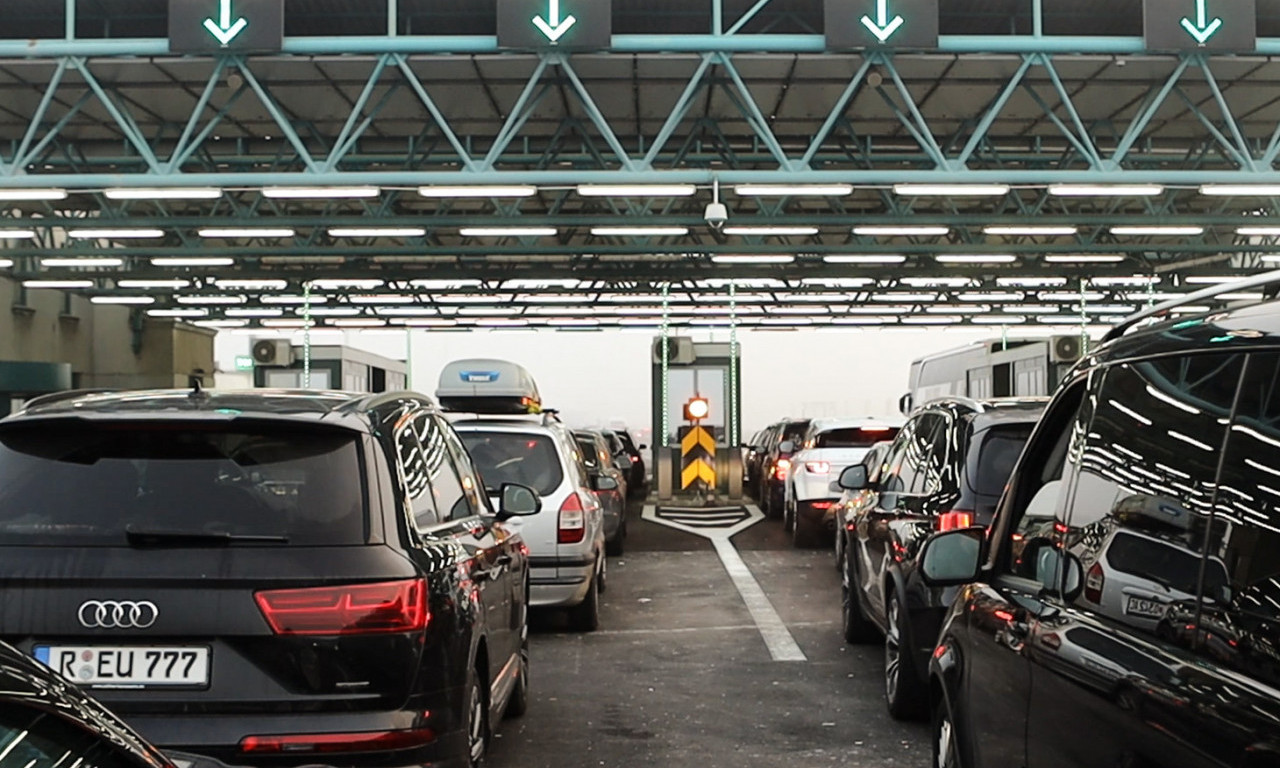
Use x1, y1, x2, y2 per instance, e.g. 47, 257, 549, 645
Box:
65, 0, 75, 40
405, 328, 413, 390
1032, 0, 1043, 37
660, 282, 671, 447
1079, 277, 1089, 355
302, 282, 313, 389
729, 280, 740, 448
387, 0, 397, 36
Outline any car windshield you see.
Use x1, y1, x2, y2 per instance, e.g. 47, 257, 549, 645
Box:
0, 422, 366, 546
1105, 531, 1227, 596
814, 427, 900, 448
0, 701, 147, 768
460, 431, 565, 496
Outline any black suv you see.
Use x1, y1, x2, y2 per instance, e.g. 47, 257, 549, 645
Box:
921, 282, 1280, 768
758, 418, 811, 518
0, 389, 539, 768
837, 397, 1045, 719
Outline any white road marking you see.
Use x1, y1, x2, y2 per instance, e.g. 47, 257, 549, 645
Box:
591, 620, 836, 636
641, 503, 808, 662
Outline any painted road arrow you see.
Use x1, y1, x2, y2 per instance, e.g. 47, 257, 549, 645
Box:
203, 0, 248, 45
1180, 0, 1223, 43
532, 0, 577, 42
860, 0, 905, 42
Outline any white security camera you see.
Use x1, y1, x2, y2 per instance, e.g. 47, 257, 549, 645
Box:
704, 201, 729, 229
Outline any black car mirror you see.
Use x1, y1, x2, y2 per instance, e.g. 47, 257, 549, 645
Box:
838, 464, 868, 491
829, 480, 843, 493
591, 474, 620, 492
779, 440, 796, 454
496, 483, 541, 519
920, 528, 984, 586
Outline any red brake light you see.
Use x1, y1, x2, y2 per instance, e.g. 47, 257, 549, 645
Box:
936, 510, 974, 532
810, 501, 834, 510
804, 461, 831, 474
1084, 562, 1104, 604
558, 492, 586, 544
240, 727, 437, 754
774, 458, 792, 479
254, 579, 428, 636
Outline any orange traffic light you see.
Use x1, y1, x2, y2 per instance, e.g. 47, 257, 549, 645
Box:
683, 396, 710, 421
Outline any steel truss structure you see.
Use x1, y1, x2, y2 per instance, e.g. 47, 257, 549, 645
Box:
1, 0, 1280, 328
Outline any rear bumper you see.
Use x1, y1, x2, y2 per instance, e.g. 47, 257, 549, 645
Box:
529, 554, 594, 607
796, 500, 839, 531
131, 693, 467, 768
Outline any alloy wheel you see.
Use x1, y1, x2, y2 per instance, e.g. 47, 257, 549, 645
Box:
467, 673, 486, 765
885, 593, 902, 702
935, 706, 958, 768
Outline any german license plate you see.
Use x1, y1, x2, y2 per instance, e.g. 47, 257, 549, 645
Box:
33, 646, 210, 688
1124, 596, 1166, 619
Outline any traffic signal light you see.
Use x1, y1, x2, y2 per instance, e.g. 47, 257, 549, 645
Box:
683, 396, 710, 421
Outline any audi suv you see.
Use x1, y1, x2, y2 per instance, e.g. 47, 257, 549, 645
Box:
0, 388, 539, 768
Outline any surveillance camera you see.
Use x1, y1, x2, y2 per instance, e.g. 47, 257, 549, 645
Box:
704, 201, 729, 229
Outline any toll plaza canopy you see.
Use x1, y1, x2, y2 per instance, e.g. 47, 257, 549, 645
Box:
1, 0, 1280, 331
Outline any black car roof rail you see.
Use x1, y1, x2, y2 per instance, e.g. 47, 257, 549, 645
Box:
20, 388, 118, 410
1103, 269, 1280, 343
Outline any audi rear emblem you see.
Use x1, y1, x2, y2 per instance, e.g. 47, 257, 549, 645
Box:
77, 600, 159, 629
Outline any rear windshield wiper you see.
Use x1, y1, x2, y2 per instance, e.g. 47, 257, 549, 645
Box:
125, 527, 288, 548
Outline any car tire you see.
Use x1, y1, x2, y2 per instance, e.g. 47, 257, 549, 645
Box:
465, 666, 489, 767
842, 550, 880, 644
783, 499, 794, 533
596, 554, 607, 594
570, 564, 601, 632
504, 625, 530, 719
885, 588, 928, 720
834, 526, 845, 572
932, 694, 964, 768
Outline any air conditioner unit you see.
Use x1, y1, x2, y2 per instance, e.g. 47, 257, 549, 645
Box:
651, 336, 696, 365
1049, 334, 1084, 364
252, 339, 294, 367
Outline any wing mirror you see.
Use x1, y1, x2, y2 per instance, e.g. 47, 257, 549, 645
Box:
496, 483, 541, 520
591, 474, 620, 492
919, 528, 985, 586
837, 464, 869, 491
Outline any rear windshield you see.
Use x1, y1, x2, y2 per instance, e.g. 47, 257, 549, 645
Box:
782, 422, 810, 441
0, 422, 366, 546
814, 427, 901, 448
460, 432, 565, 496
1105, 531, 1229, 596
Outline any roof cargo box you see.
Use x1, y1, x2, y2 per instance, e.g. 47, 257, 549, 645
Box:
436, 359, 542, 414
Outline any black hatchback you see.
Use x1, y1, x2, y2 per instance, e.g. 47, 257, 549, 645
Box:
0, 389, 539, 768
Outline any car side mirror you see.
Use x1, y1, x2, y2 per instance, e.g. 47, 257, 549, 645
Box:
779, 440, 796, 454
496, 483, 541, 519
829, 480, 843, 493
591, 474, 620, 492
920, 528, 984, 586
838, 464, 868, 491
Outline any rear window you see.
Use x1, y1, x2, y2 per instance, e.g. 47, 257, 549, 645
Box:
460, 431, 565, 496
0, 422, 366, 546
968, 424, 1034, 498
1105, 531, 1229, 596
814, 427, 901, 448
574, 437, 603, 470
782, 422, 810, 441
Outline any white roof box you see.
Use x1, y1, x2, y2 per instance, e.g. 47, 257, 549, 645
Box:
436, 359, 542, 414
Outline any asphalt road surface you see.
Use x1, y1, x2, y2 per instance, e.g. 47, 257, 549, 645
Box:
486, 501, 930, 768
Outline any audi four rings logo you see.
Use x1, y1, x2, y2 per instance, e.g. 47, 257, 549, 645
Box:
77, 600, 159, 629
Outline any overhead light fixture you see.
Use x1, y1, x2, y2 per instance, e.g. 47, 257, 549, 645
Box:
147, 308, 207, 317
215, 279, 288, 291
68, 228, 165, 239
459, 227, 557, 237
176, 295, 246, 305
997, 276, 1067, 287
823, 254, 907, 264
0, 229, 36, 239
299, 307, 362, 317
377, 307, 438, 317
117, 279, 190, 289
225, 308, 285, 318
262, 186, 380, 199
476, 318, 532, 327
904, 316, 961, 324
40, 257, 124, 268
925, 305, 988, 314
89, 295, 155, 305
711, 254, 796, 264
307, 278, 386, 290
958, 292, 1025, 302
853, 225, 949, 236
328, 227, 426, 238
1183, 276, 1239, 284
0, 259, 15, 268
1092, 276, 1159, 287
1040, 291, 1107, 302
330, 318, 389, 328
398, 318, 459, 327
194, 319, 248, 328
151, 257, 234, 267
1237, 226, 1280, 236
1048, 184, 1164, 196
103, 187, 221, 200
893, 184, 1009, 196
872, 293, 936, 302
261, 295, 330, 305
24, 280, 94, 289
260, 319, 309, 328
0, 188, 68, 201
1044, 254, 1125, 263
972, 315, 1027, 324
1200, 185, 1280, 196
349, 294, 416, 304
590, 226, 690, 237
417, 185, 537, 198
1109, 225, 1203, 236
721, 226, 818, 236
935, 254, 1017, 264
576, 184, 697, 197
983, 225, 1077, 236
734, 184, 853, 196
198, 227, 296, 238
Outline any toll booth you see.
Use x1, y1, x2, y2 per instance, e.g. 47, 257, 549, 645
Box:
650, 337, 744, 501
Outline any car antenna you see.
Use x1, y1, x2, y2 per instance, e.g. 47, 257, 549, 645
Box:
189, 377, 207, 399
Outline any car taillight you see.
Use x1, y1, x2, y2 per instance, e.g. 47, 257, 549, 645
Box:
811, 501, 834, 510
1084, 562, 1104, 603
805, 461, 831, 474
936, 510, 974, 532
255, 579, 428, 636
240, 727, 437, 754
559, 492, 586, 544
774, 458, 792, 479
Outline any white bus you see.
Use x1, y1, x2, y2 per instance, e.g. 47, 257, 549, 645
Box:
900, 335, 1086, 414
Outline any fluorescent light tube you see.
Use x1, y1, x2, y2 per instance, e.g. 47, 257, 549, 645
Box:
576, 184, 697, 197
894, 184, 1009, 196
104, 187, 221, 200
418, 186, 537, 198
734, 184, 853, 196
1049, 184, 1164, 196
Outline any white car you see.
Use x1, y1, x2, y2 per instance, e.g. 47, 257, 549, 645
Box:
783, 417, 903, 547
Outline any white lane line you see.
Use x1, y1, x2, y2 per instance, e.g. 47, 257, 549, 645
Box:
712, 537, 808, 662
592, 620, 836, 636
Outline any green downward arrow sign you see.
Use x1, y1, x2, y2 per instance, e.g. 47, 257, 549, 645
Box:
203, 0, 249, 45
1180, 0, 1223, 43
